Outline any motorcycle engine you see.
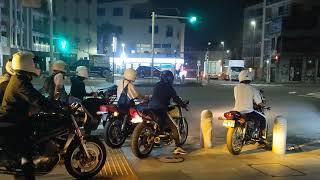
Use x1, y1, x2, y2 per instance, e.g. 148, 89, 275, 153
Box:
247, 121, 259, 139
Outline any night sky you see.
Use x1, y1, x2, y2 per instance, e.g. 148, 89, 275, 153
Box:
152, 0, 261, 50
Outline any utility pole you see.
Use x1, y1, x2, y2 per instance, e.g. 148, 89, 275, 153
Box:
261, 0, 268, 82
151, 12, 155, 80
49, 0, 54, 61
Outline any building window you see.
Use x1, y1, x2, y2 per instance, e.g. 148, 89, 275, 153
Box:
97, 8, 106, 16
149, 25, 159, 34
166, 26, 173, 37
162, 44, 171, 48
116, 26, 123, 34
278, 6, 284, 16
154, 44, 161, 48
113, 7, 123, 16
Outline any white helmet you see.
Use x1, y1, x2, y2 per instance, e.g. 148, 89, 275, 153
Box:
52, 60, 66, 73
76, 66, 89, 78
239, 70, 252, 82
124, 68, 137, 81
12, 51, 40, 76
5, 61, 15, 75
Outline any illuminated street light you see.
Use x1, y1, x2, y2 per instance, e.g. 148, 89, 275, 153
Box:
226, 50, 230, 54
250, 20, 256, 27
221, 41, 224, 46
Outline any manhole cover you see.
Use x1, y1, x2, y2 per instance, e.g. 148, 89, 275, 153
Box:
249, 163, 305, 177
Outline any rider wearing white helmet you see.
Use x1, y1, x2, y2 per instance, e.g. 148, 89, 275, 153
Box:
234, 70, 266, 140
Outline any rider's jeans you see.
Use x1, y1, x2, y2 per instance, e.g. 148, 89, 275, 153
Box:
152, 109, 181, 147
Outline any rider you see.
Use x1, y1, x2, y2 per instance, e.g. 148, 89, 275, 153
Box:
0, 59, 15, 103
117, 68, 147, 112
42, 60, 67, 102
148, 70, 187, 155
234, 70, 266, 140
0, 51, 48, 180
70, 66, 96, 101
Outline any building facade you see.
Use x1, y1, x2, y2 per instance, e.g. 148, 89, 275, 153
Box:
0, 0, 51, 73
54, 0, 98, 62
245, 0, 320, 82
96, 0, 185, 72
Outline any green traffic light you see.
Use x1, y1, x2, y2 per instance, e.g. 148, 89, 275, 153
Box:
61, 40, 67, 49
189, 16, 197, 24
57, 38, 69, 52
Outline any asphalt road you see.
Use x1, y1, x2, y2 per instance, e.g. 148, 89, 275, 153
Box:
1, 79, 320, 179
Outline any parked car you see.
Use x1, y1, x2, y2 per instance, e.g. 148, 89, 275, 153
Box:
136, 66, 161, 78
69, 60, 112, 78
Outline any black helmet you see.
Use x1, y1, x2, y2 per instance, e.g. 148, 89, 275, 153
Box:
160, 70, 174, 85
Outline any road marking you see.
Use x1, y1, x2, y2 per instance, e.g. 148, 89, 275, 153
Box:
98, 148, 137, 179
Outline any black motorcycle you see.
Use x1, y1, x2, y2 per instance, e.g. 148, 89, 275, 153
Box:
77, 85, 118, 134
131, 100, 189, 158
220, 89, 270, 155
0, 102, 107, 179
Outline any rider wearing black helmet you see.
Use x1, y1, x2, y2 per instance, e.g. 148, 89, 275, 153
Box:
148, 70, 187, 155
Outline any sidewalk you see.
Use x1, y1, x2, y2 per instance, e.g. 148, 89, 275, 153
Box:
125, 143, 320, 180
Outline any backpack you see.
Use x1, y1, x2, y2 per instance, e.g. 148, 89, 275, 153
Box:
117, 81, 131, 113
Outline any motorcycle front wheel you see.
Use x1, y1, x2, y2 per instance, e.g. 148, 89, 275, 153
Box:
104, 118, 127, 148
226, 126, 245, 155
131, 123, 155, 159
64, 136, 107, 179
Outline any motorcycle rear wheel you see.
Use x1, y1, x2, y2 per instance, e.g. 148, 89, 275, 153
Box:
131, 123, 155, 159
64, 136, 106, 179
104, 118, 127, 148
226, 126, 245, 155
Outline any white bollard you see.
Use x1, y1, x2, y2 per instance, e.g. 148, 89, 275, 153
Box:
200, 110, 213, 148
272, 116, 287, 155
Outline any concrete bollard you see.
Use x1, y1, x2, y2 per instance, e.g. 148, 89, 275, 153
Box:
272, 116, 287, 155
200, 110, 214, 148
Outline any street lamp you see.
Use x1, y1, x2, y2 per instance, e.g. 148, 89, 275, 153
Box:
250, 20, 256, 69
221, 41, 225, 50
226, 50, 230, 54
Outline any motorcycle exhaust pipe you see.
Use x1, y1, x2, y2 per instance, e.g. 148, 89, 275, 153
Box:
154, 137, 161, 144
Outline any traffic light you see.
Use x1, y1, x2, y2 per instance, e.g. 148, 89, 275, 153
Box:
189, 16, 197, 24
57, 38, 69, 53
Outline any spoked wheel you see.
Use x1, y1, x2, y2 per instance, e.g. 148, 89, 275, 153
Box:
131, 123, 155, 159
104, 118, 127, 148
179, 117, 188, 145
64, 137, 107, 179
226, 126, 245, 155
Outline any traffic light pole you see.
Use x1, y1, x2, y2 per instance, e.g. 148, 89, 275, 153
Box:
151, 12, 197, 81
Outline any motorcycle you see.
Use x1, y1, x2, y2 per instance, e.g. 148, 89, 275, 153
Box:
77, 85, 117, 134
220, 89, 270, 155
99, 100, 148, 149
130, 100, 189, 159
0, 101, 107, 179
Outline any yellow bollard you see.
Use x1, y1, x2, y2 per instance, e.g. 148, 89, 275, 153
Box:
200, 110, 213, 148
272, 116, 287, 155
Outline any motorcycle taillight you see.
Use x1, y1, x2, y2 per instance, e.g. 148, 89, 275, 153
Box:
224, 112, 234, 119
129, 108, 139, 117
99, 105, 108, 112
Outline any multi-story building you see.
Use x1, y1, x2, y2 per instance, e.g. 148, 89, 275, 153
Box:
54, 0, 98, 62
96, 0, 185, 71
246, 0, 320, 82
0, 0, 51, 73
242, 3, 263, 70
